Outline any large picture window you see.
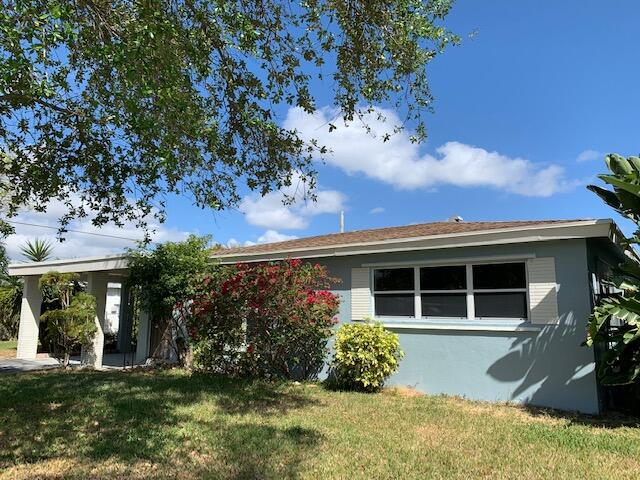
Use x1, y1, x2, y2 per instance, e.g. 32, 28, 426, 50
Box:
372, 261, 528, 321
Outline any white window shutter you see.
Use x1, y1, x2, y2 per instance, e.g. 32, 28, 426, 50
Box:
351, 267, 372, 320
527, 257, 559, 325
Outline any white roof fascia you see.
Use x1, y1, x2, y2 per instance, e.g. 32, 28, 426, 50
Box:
8, 254, 129, 277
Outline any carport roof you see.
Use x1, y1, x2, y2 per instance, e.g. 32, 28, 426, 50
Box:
8, 253, 128, 277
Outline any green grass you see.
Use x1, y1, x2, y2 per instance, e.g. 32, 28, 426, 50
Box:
1, 370, 639, 479
0, 340, 17, 350
0, 340, 17, 359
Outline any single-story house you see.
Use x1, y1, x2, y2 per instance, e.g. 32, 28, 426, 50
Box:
8, 218, 626, 414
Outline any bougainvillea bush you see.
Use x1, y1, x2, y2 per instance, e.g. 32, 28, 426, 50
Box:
188, 259, 340, 380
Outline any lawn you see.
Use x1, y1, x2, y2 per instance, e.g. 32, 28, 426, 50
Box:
0, 340, 17, 359
1, 370, 639, 479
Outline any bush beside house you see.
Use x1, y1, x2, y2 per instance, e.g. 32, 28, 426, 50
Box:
188, 259, 340, 380
330, 321, 404, 391
126, 235, 215, 365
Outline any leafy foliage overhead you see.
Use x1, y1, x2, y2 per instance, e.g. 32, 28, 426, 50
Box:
586, 154, 640, 384
0, 0, 457, 234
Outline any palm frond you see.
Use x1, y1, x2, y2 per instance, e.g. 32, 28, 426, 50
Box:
20, 239, 54, 262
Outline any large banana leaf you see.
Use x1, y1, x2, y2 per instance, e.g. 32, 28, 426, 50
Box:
587, 154, 640, 385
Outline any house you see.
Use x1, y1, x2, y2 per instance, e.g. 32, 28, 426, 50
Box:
8, 218, 626, 414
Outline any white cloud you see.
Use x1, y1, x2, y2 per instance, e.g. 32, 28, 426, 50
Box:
369, 207, 385, 214
284, 106, 577, 197
239, 173, 346, 230
576, 149, 602, 163
242, 230, 298, 247
3, 199, 188, 261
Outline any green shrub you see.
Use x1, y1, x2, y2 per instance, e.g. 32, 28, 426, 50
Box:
42, 292, 97, 368
331, 321, 403, 391
188, 259, 340, 380
192, 327, 247, 376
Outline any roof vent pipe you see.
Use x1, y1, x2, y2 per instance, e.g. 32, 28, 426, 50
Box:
340, 211, 345, 233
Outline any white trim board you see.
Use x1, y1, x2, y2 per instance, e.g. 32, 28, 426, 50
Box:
356, 321, 543, 333
361, 253, 536, 267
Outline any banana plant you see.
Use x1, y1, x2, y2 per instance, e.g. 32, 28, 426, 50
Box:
586, 154, 640, 384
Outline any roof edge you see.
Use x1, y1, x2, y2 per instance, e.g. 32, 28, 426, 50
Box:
215, 219, 615, 262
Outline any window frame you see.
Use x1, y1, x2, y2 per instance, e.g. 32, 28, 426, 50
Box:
419, 265, 468, 319
371, 266, 416, 318
371, 261, 530, 322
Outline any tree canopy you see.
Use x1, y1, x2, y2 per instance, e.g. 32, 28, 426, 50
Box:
0, 0, 457, 234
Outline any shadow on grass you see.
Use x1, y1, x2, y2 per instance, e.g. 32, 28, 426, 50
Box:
520, 404, 640, 429
0, 370, 323, 479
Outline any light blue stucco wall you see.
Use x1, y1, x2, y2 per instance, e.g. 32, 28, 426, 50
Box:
314, 239, 600, 414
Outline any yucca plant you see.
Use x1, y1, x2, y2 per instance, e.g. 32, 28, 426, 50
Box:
586, 154, 640, 384
20, 238, 54, 262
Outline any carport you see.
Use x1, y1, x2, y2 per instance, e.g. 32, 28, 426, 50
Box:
8, 254, 151, 369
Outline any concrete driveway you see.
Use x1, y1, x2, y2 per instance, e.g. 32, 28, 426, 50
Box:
0, 357, 60, 374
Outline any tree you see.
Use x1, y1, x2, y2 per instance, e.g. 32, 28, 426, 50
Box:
0, 275, 20, 340
20, 238, 54, 262
189, 259, 340, 380
126, 235, 215, 365
39, 271, 96, 367
0, 1, 457, 235
585, 154, 640, 385
0, 230, 18, 339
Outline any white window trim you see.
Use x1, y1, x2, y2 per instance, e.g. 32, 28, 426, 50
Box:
371, 261, 530, 322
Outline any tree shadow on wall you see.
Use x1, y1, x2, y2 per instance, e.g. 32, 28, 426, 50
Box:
486, 312, 597, 413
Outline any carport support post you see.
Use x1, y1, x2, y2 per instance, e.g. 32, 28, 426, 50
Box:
81, 272, 109, 368
116, 283, 133, 354
135, 309, 151, 364
16, 275, 42, 360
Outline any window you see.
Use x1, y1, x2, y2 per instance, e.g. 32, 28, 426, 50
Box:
472, 263, 527, 319
420, 266, 467, 318
373, 268, 415, 317
372, 261, 528, 321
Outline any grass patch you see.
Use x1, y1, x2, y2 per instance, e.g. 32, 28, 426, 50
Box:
1, 370, 639, 479
0, 340, 17, 359
0, 340, 17, 350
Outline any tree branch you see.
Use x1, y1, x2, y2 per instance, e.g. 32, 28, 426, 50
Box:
0, 93, 76, 115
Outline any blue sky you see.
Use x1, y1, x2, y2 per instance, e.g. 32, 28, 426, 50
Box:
6, 0, 640, 259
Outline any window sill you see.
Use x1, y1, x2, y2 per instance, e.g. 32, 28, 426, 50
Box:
353, 318, 542, 333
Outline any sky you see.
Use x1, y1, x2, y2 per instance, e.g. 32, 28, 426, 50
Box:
4, 0, 640, 260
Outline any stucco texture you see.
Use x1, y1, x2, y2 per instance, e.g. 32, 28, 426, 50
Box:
315, 239, 600, 414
